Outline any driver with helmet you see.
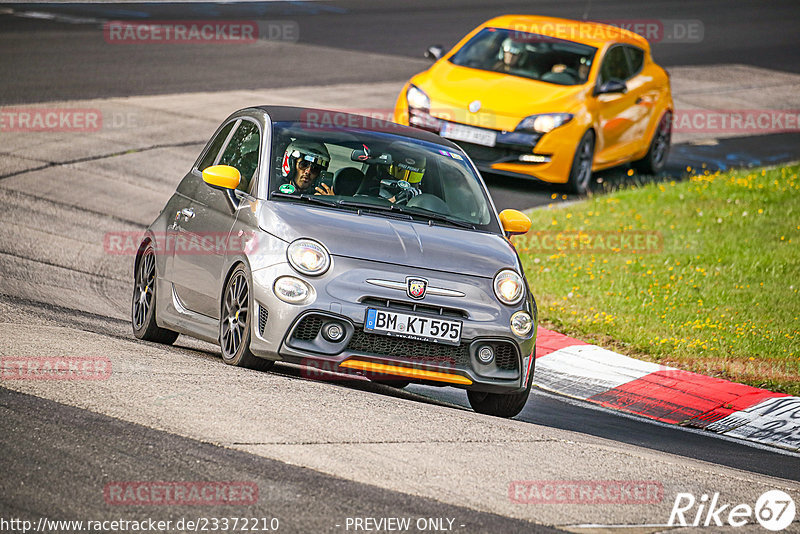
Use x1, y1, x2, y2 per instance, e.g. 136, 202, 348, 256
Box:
378, 144, 426, 204
493, 37, 526, 73
278, 139, 333, 195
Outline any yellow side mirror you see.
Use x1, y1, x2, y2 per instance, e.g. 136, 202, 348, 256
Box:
202, 165, 240, 190
499, 209, 531, 236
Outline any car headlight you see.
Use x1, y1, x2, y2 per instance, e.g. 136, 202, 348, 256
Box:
407, 85, 431, 110
274, 276, 311, 304
516, 113, 573, 134
493, 270, 524, 305
287, 239, 330, 276
510, 311, 533, 337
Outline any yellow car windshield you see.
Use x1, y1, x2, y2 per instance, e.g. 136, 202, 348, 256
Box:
449, 27, 597, 86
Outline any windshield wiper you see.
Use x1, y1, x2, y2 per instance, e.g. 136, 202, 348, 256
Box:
334, 200, 415, 220
271, 193, 414, 220
404, 207, 477, 229
339, 200, 476, 229
272, 192, 337, 205
271, 194, 474, 228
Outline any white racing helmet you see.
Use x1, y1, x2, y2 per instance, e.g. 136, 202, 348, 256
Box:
281, 140, 331, 179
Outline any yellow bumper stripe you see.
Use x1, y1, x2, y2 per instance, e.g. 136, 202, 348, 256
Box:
340, 359, 473, 385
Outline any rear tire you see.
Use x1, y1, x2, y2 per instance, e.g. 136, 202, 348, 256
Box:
132, 243, 179, 345
633, 111, 671, 175
566, 130, 595, 195
219, 264, 274, 371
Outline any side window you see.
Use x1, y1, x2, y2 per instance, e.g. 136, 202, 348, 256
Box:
625, 46, 645, 76
599, 46, 631, 84
197, 121, 235, 172
218, 120, 261, 193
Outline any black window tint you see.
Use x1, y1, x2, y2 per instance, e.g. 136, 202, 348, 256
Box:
599, 46, 631, 83
198, 121, 235, 171
218, 120, 261, 193
625, 46, 644, 75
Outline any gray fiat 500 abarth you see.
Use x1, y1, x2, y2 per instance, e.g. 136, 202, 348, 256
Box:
132, 106, 537, 418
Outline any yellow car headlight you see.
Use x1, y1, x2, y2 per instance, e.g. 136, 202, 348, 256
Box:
516, 113, 573, 134
407, 85, 431, 110
287, 239, 330, 276
493, 270, 524, 305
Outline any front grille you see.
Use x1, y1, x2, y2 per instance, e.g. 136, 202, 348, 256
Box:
259, 305, 269, 336
294, 315, 324, 341
347, 330, 470, 367
360, 297, 467, 319
494, 342, 518, 371
458, 142, 517, 163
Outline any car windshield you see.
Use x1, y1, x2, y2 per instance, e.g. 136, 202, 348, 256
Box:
449, 27, 597, 86
269, 120, 499, 233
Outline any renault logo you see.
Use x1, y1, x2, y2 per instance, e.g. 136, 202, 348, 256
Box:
406, 277, 428, 300
468, 100, 481, 113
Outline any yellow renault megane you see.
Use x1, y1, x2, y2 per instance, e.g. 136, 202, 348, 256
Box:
394, 15, 674, 193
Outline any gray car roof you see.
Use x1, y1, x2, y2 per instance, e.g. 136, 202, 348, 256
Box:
253, 105, 462, 149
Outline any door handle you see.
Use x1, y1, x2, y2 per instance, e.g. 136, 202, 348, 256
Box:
181, 208, 195, 219
635, 97, 644, 105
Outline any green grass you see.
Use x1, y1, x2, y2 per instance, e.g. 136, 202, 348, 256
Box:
518, 164, 800, 395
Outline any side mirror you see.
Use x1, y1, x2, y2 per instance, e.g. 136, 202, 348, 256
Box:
424, 45, 444, 61
594, 79, 627, 96
499, 209, 531, 236
202, 164, 240, 190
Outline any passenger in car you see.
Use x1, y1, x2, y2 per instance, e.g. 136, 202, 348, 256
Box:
377, 148, 426, 204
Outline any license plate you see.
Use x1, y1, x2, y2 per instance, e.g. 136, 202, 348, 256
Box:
364, 309, 462, 346
440, 122, 497, 147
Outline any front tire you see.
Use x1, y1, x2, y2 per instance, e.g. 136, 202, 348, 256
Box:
219, 264, 274, 371
132, 243, 179, 344
567, 130, 595, 195
467, 353, 534, 418
633, 111, 671, 174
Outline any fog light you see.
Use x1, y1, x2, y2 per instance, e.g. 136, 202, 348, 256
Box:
322, 322, 345, 342
519, 154, 551, 163
477, 345, 495, 364
510, 311, 533, 337
273, 276, 310, 304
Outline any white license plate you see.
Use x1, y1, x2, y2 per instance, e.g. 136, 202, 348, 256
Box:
364, 309, 462, 346
440, 122, 497, 147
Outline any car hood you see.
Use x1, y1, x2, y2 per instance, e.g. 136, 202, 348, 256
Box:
259, 202, 520, 278
415, 61, 587, 128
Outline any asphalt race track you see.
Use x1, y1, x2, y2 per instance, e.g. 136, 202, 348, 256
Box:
1, 2, 799, 532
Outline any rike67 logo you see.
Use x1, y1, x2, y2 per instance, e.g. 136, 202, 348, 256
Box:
669, 490, 796, 531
